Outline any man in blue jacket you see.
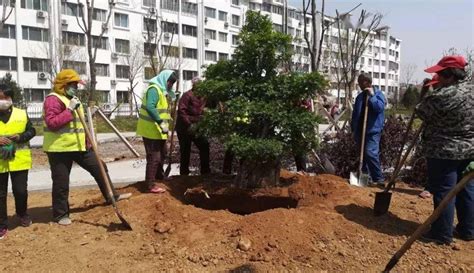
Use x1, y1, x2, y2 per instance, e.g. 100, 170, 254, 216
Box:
351, 73, 386, 186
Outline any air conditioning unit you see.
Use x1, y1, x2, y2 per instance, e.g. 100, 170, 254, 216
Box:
38, 72, 48, 81
149, 8, 156, 14
204, 17, 208, 23
61, 19, 68, 26
204, 38, 210, 45
163, 32, 171, 38
224, 21, 229, 28
37, 11, 46, 18
111, 52, 118, 59
110, 80, 117, 85
102, 103, 113, 111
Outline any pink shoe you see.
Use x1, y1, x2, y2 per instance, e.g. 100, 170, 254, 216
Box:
149, 185, 166, 194
0, 228, 7, 240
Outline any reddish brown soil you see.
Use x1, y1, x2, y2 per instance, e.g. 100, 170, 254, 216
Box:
1, 171, 473, 272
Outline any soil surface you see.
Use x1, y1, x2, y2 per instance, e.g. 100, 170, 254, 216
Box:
2, 171, 473, 272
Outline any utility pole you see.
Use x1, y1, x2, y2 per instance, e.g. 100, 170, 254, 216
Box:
283, 0, 288, 34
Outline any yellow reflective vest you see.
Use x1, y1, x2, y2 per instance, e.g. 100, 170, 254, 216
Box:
0, 107, 32, 173
136, 84, 171, 140
42, 93, 86, 152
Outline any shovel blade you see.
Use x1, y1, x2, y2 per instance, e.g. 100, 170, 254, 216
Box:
374, 191, 392, 216
349, 172, 369, 187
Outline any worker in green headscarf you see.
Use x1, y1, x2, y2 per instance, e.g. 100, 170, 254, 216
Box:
136, 70, 177, 193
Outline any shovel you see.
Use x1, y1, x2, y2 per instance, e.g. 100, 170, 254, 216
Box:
374, 124, 424, 216
350, 93, 370, 187
384, 171, 474, 272
164, 89, 181, 178
76, 110, 133, 230
301, 133, 336, 174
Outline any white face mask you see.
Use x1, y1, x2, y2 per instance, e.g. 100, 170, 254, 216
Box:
0, 98, 12, 111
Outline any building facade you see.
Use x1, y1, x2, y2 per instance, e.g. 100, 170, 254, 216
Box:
0, 0, 401, 116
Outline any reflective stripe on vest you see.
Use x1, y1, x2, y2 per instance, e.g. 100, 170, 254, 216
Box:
136, 84, 171, 140
42, 93, 87, 152
0, 107, 32, 173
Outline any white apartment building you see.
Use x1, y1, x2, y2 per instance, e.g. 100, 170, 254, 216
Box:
0, 0, 401, 115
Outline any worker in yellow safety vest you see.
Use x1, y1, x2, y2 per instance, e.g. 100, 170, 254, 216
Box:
43, 69, 131, 226
0, 84, 36, 240
136, 70, 177, 193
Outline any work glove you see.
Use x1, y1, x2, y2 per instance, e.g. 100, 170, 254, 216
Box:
159, 122, 169, 134
364, 87, 375, 96
1, 143, 15, 160
463, 161, 474, 176
67, 96, 81, 111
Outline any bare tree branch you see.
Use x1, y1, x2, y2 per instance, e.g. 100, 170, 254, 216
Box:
0, 0, 14, 31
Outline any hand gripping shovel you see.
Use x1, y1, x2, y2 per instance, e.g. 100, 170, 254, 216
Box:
384, 171, 474, 272
76, 110, 133, 230
164, 90, 181, 178
350, 94, 370, 187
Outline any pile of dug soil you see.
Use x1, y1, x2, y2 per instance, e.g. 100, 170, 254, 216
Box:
2, 171, 473, 272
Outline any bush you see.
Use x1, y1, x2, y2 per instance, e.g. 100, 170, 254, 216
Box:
320, 116, 415, 178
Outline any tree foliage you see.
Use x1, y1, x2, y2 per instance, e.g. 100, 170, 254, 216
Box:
196, 11, 327, 173
401, 86, 419, 109
0, 73, 25, 108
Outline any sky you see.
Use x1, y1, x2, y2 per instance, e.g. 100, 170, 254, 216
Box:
288, 0, 474, 82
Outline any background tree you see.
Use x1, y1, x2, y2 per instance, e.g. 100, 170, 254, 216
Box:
70, 0, 115, 103
120, 37, 145, 116
196, 11, 327, 188
0, 0, 14, 31
0, 73, 25, 108
401, 86, 419, 109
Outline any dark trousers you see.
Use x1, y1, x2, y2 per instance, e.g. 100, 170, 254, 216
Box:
177, 132, 210, 175
427, 158, 474, 242
294, 154, 307, 172
143, 137, 167, 183
0, 170, 28, 229
356, 132, 384, 182
47, 151, 118, 220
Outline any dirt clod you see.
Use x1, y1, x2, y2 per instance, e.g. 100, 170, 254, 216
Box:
238, 237, 252, 251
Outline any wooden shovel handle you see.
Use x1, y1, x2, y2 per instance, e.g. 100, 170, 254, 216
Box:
357, 94, 370, 176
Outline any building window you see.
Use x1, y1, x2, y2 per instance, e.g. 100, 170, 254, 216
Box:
114, 13, 129, 28
116, 91, 129, 103
144, 67, 154, 80
61, 2, 82, 16
183, 48, 197, 59
22, 0, 48, 11
24, 88, 49, 102
263, 3, 271, 12
96, 90, 110, 103
273, 24, 282, 33
0, 56, 17, 71
205, 29, 216, 40
183, 70, 197, 81
160, 0, 178, 12
62, 31, 85, 46
0, 24, 16, 39
218, 32, 227, 42
205, 7, 216, 18
161, 21, 178, 34
219, 53, 228, 61
182, 24, 197, 37
23, 58, 49, 72
92, 36, 108, 50
272, 5, 283, 15
381, 73, 386, 79
143, 17, 157, 32
161, 45, 179, 58
232, 34, 239, 45
368, 59, 372, 66
22, 26, 49, 42
381, 60, 386, 66
231, 0, 240, 5
63, 61, 86, 74
92, 8, 107, 22
182, 2, 197, 15
231, 15, 240, 26
115, 39, 130, 54
373, 72, 379, 79
218, 11, 227, 21
205, 51, 217, 62
142, 0, 156, 7
95, 63, 109, 77
144, 42, 156, 56
116, 65, 130, 79
374, 59, 380, 65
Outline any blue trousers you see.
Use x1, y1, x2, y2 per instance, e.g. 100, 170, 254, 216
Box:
355, 132, 384, 182
427, 158, 474, 242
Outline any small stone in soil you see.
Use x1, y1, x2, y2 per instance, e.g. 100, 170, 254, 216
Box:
238, 237, 252, 251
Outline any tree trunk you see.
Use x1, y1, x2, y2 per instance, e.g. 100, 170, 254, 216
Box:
236, 159, 280, 189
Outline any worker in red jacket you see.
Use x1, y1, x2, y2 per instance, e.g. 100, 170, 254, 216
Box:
175, 77, 210, 175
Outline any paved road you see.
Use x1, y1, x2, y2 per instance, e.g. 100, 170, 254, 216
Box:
29, 132, 138, 148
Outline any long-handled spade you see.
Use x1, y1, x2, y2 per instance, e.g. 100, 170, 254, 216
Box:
76, 110, 133, 230
384, 171, 474, 272
350, 94, 370, 187
374, 124, 424, 216
164, 89, 181, 178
